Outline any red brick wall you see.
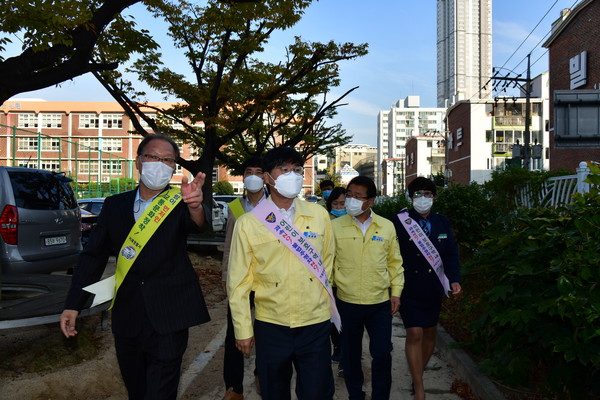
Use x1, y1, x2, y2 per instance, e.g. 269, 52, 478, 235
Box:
405, 138, 417, 180
446, 102, 472, 185
548, 0, 600, 170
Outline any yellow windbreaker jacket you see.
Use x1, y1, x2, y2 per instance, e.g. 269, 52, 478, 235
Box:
227, 198, 334, 340
332, 212, 404, 304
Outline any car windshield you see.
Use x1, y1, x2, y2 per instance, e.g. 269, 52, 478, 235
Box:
8, 170, 77, 210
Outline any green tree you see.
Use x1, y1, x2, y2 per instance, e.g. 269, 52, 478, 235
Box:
0, 0, 145, 104
213, 180, 234, 195
92, 0, 367, 206
0, 0, 255, 103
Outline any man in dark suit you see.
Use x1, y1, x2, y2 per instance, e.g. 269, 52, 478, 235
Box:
60, 134, 211, 400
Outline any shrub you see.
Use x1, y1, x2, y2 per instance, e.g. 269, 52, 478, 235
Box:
372, 195, 411, 221
213, 180, 234, 195
433, 183, 498, 260
468, 171, 600, 398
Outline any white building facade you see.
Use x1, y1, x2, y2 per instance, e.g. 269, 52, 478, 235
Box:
377, 96, 446, 196
437, 0, 493, 108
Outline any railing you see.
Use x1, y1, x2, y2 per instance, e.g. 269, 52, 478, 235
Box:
517, 162, 592, 208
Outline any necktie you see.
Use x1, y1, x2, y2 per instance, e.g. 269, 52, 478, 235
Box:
419, 219, 430, 236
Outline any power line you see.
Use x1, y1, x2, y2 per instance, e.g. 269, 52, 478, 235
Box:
497, 0, 561, 73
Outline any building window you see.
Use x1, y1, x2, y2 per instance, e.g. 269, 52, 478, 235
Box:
40, 160, 60, 170
102, 114, 123, 129
102, 160, 122, 175
139, 113, 158, 129
17, 137, 39, 151
79, 114, 99, 129
41, 113, 62, 128
17, 113, 38, 128
495, 131, 504, 143
16, 137, 59, 151
78, 161, 99, 174
41, 137, 60, 151
78, 138, 99, 151
102, 138, 122, 152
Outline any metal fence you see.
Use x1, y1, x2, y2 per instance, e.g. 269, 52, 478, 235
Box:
1, 124, 137, 199
517, 161, 592, 208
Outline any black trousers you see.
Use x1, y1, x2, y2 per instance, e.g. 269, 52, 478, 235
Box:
254, 319, 334, 400
114, 315, 189, 400
223, 292, 256, 393
337, 299, 393, 400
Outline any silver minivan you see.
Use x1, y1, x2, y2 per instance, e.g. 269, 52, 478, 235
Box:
0, 167, 82, 274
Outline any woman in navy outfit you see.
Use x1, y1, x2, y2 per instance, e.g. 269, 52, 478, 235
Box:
392, 177, 462, 400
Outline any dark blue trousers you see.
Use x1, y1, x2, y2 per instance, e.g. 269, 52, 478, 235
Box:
337, 299, 393, 400
254, 319, 334, 400
224, 292, 255, 393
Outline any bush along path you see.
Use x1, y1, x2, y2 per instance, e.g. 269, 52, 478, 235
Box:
437, 166, 600, 399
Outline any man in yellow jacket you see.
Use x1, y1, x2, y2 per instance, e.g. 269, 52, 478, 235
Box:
228, 146, 335, 400
332, 175, 404, 400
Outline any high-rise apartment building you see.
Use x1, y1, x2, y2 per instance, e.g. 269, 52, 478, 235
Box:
377, 96, 445, 195
437, 0, 493, 108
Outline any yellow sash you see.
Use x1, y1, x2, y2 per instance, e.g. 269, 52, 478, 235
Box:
110, 188, 183, 309
228, 197, 245, 219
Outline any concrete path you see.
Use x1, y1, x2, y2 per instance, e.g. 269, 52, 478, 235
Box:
179, 300, 465, 400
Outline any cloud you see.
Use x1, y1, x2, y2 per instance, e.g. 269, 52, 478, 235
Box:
331, 94, 382, 117
493, 20, 546, 65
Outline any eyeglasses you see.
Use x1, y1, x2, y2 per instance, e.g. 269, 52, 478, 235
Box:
140, 153, 176, 166
276, 165, 304, 175
346, 192, 369, 201
413, 191, 434, 198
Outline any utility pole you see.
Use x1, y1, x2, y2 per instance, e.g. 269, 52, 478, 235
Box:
524, 53, 531, 171
491, 53, 532, 170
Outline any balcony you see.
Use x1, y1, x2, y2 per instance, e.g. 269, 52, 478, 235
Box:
494, 116, 525, 127
493, 143, 513, 155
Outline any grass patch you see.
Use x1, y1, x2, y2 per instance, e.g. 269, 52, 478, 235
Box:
0, 315, 105, 375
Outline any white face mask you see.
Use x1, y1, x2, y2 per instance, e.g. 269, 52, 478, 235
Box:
412, 196, 434, 214
271, 171, 303, 199
244, 175, 264, 193
140, 161, 174, 191
345, 197, 366, 217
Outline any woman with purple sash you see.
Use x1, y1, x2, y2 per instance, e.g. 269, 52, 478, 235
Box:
391, 177, 462, 400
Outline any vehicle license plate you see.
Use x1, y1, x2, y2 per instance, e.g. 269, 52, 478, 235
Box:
45, 236, 67, 246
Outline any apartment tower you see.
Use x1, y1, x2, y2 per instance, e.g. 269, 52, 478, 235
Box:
437, 0, 493, 107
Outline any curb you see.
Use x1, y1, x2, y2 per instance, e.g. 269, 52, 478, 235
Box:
436, 325, 507, 400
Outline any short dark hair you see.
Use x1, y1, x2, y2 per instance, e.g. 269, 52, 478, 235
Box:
326, 187, 347, 212
346, 176, 376, 199
320, 180, 335, 190
137, 134, 180, 159
407, 176, 437, 197
241, 156, 262, 173
261, 146, 304, 174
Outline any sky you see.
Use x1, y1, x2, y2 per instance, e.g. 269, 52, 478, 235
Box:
6, 0, 581, 146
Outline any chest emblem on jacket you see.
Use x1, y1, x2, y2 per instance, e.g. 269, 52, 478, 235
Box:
121, 245, 137, 260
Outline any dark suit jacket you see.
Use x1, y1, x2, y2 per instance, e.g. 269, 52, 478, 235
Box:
392, 208, 461, 300
65, 188, 210, 337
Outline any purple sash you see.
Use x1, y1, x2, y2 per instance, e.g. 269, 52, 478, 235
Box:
252, 200, 341, 331
397, 211, 451, 296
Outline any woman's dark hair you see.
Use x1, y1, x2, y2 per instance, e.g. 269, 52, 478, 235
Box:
326, 187, 347, 212
261, 146, 304, 174
137, 134, 180, 159
407, 176, 437, 197
346, 176, 377, 199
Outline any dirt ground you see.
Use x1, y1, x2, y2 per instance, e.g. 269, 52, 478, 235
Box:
0, 249, 227, 400
0, 248, 471, 400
